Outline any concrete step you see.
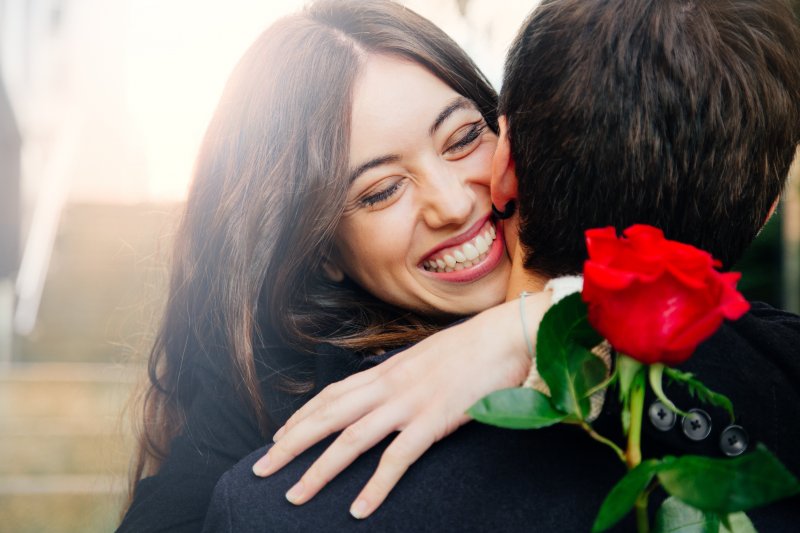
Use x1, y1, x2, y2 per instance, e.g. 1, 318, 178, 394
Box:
0, 363, 138, 531
16, 202, 177, 363
0, 363, 138, 420
0, 432, 131, 476
0, 363, 138, 475
0, 476, 125, 533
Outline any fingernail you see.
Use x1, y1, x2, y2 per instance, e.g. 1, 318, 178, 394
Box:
285, 481, 305, 504
252, 455, 271, 476
273, 426, 285, 442
350, 499, 369, 519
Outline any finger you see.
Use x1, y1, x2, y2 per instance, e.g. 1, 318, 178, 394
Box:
253, 379, 387, 476
279, 343, 420, 441
283, 405, 403, 505
348, 416, 439, 519
275, 363, 387, 441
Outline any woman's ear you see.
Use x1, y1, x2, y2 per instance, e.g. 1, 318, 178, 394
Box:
491, 116, 519, 211
321, 258, 345, 283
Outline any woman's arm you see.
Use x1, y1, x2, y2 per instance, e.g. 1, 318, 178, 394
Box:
252, 290, 553, 519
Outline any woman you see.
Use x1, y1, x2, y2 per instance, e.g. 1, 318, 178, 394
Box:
118, 2, 547, 531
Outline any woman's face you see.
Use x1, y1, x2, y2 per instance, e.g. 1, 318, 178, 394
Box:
330, 55, 510, 316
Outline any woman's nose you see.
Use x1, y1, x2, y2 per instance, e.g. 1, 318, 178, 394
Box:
421, 168, 476, 228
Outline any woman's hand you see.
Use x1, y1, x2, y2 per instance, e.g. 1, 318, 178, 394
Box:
252, 291, 552, 519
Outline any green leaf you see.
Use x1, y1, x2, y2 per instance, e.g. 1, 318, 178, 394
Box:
654, 497, 720, 532
467, 387, 567, 429
618, 354, 643, 400
720, 513, 757, 533
663, 367, 735, 422
592, 459, 662, 532
657, 444, 800, 514
649, 364, 690, 418
582, 368, 618, 400
536, 293, 606, 419
653, 497, 756, 533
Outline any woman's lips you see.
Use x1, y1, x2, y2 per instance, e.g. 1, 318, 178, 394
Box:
422, 219, 497, 272
420, 215, 492, 260
419, 218, 505, 283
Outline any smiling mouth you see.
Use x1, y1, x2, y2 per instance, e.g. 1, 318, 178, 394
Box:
421, 219, 497, 273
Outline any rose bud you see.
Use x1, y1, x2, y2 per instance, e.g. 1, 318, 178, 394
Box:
582, 225, 750, 366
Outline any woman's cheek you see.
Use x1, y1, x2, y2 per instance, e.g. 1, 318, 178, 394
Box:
338, 211, 408, 270
463, 142, 496, 186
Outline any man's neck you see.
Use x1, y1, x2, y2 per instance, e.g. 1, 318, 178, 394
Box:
505, 242, 549, 300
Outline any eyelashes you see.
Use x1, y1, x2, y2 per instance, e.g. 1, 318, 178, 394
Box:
357, 120, 488, 209
360, 181, 403, 207
445, 122, 486, 154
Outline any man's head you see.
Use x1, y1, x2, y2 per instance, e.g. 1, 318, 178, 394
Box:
493, 0, 800, 278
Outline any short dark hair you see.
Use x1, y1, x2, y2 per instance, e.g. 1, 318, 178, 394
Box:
500, 0, 800, 277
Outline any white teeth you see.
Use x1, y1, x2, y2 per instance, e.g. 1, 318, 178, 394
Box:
423, 221, 500, 273
475, 235, 489, 254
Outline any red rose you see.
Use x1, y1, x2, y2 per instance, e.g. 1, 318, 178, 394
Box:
582, 225, 750, 366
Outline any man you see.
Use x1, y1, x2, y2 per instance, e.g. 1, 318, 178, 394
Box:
203, 1, 800, 530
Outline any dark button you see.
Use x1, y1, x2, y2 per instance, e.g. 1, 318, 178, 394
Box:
648, 401, 676, 431
682, 408, 712, 441
719, 425, 749, 457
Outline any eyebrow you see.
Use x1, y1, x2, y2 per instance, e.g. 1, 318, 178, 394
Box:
429, 96, 473, 136
348, 96, 476, 184
348, 154, 401, 184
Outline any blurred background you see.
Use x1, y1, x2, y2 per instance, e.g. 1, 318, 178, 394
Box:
0, 1, 797, 532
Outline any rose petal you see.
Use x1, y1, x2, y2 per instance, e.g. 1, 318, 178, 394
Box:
585, 227, 621, 265
718, 273, 750, 320
583, 261, 638, 291
666, 263, 712, 290
623, 225, 665, 240
663, 309, 725, 365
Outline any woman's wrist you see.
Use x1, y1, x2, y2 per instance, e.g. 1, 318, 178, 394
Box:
518, 289, 553, 359
469, 289, 553, 385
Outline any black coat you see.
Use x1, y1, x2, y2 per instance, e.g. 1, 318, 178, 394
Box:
119, 303, 800, 532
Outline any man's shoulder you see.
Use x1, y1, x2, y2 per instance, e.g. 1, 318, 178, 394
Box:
203, 424, 627, 532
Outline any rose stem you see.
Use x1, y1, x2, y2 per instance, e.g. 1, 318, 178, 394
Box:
626, 369, 648, 532
626, 372, 644, 468
579, 421, 625, 463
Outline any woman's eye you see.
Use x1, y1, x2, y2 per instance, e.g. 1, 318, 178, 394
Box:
359, 180, 403, 207
445, 122, 487, 154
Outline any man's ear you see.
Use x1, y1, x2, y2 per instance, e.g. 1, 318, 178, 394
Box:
321, 258, 345, 283
766, 195, 780, 222
491, 116, 518, 210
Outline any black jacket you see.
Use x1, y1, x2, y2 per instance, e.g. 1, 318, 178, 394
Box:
120, 303, 800, 532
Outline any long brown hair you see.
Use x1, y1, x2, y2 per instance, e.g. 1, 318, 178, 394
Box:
131, 0, 498, 493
